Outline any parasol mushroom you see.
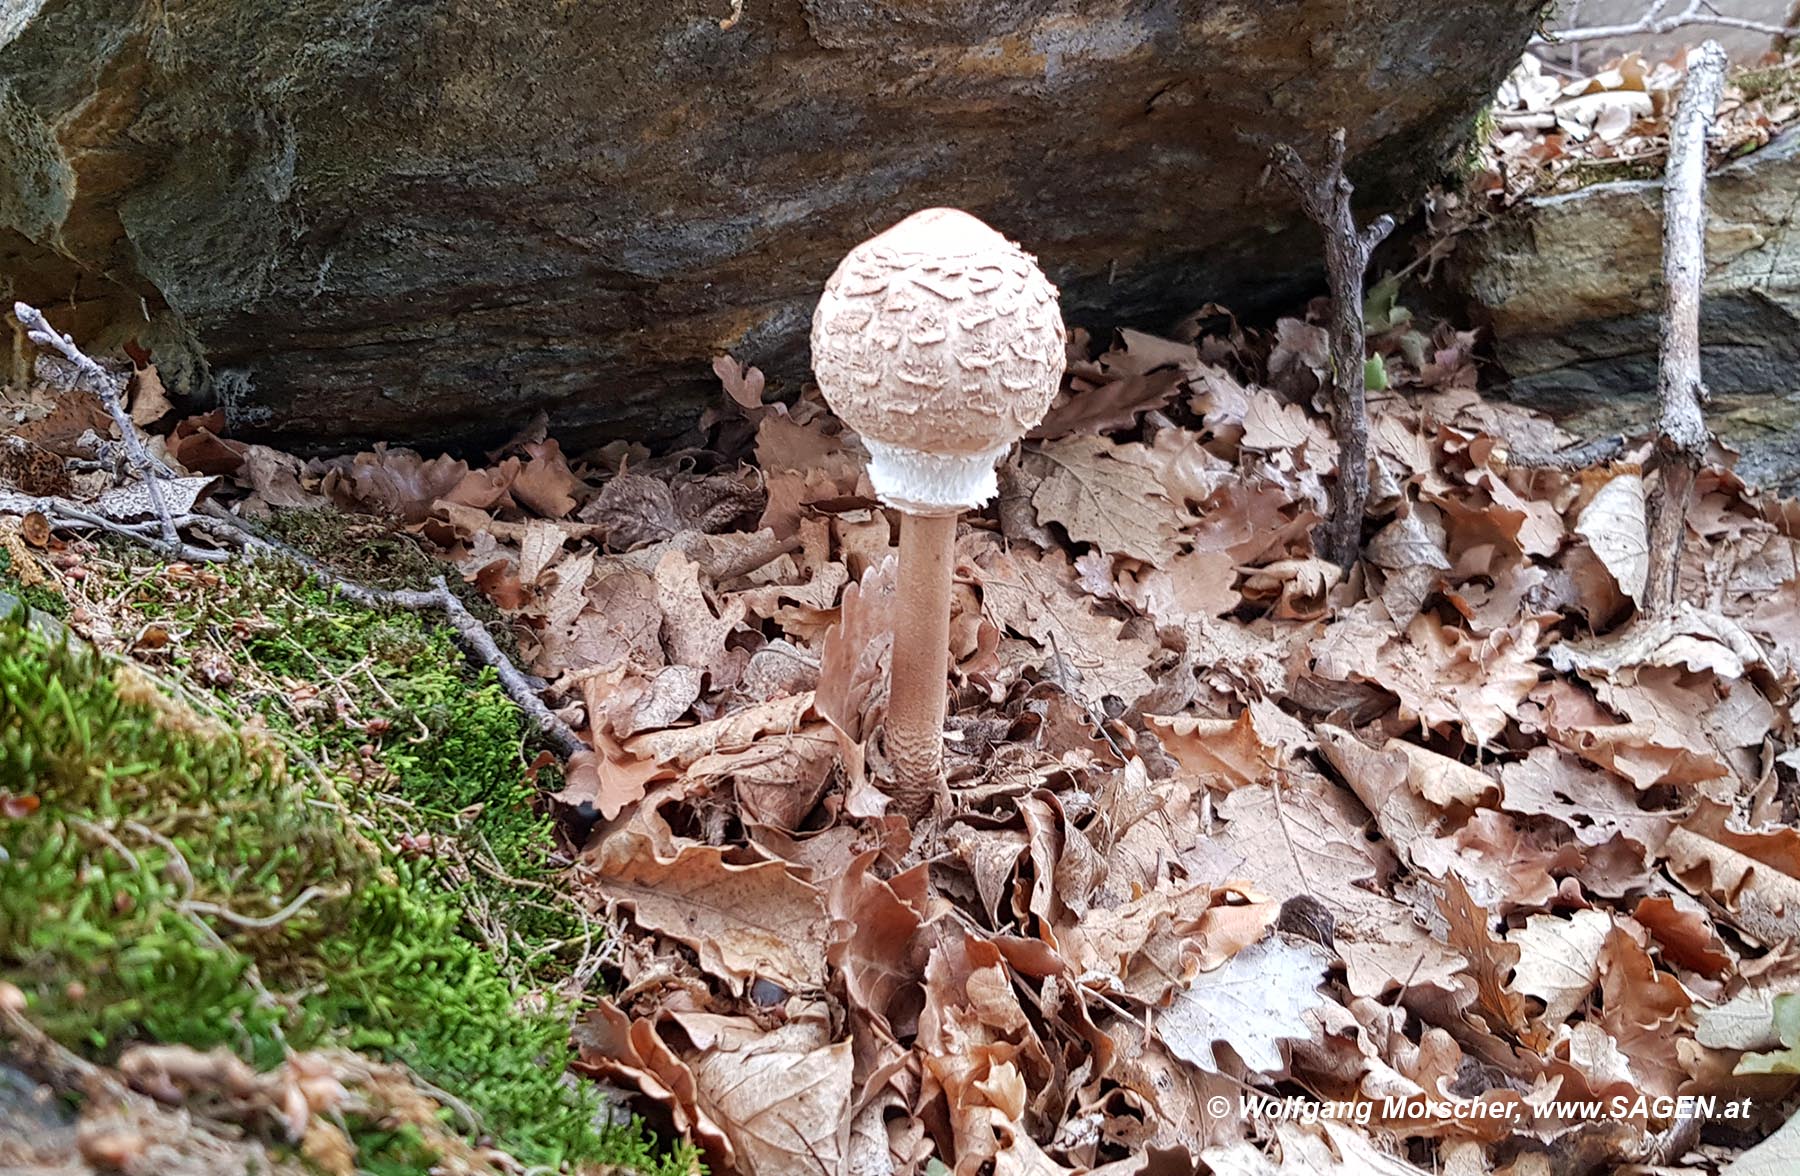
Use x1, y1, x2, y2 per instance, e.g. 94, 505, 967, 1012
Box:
811, 207, 1066, 819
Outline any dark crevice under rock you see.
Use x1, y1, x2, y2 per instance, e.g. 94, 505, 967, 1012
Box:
0, 0, 1545, 451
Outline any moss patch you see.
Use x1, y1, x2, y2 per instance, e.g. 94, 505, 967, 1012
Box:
0, 566, 695, 1174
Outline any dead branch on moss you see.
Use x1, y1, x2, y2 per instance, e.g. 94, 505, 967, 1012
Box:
12, 301, 182, 550
4, 302, 587, 761
193, 503, 586, 759
1270, 129, 1395, 570
1644, 41, 1728, 616
1545, 0, 1800, 45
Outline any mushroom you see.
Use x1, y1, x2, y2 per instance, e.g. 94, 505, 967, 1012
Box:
811, 208, 1066, 818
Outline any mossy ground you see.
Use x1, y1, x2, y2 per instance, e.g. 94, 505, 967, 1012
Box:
0, 519, 698, 1175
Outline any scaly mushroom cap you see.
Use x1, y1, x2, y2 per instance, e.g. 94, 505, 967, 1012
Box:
810, 207, 1066, 516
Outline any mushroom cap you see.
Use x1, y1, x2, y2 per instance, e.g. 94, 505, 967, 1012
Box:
810, 207, 1066, 515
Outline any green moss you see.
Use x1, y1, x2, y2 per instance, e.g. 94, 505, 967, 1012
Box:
1735, 60, 1800, 106
0, 544, 67, 618
0, 588, 696, 1175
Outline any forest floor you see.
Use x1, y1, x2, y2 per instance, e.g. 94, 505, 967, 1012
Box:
5, 43, 1800, 1176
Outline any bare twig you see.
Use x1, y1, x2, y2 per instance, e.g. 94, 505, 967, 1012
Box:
1543, 0, 1798, 44
1644, 41, 1728, 616
1270, 129, 1395, 570
11, 301, 181, 548
0, 491, 231, 562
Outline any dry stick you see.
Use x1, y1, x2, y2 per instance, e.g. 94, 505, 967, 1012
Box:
11, 301, 181, 549
1544, 0, 1799, 43
1644, 42, 1729, 618
1270, 129, 1395, 570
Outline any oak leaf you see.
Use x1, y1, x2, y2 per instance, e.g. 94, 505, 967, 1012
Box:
1158, 936, 1331, 1075
587, 823, 829, 994
1022, 436, 1187, 565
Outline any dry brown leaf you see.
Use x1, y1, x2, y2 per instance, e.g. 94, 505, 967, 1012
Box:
572, 1000, 729, 1158
1574, 472, 1649, 606
816, 557, 895, 795
1498, 746, 1673, 853
1148, 711, 1285, 791
690, 724, 838, 831
319, 445, 470, 524
1022, 436, 1187, 565
974, 540, 1158, 708
1184, 779, 1467, 1000
1595, 926, 1693, 1098
1369, 615, 1542, 745
654, 550, 748, 686
625, 691, 816, 770
587, 822, 829, 993
1507, 909, 1611, 1025
586, 472, 682, 549
668, 1013, 852, 1176
1366, 502, 1451, 619
1116, 549, 1239, 625
127, 364, 174, 426
511, 439, 582, 517
555, 730, 670, 821
1438, 875, 1536, 1044
1158, 935, 1331, 1076
1632, 893, 1732, 977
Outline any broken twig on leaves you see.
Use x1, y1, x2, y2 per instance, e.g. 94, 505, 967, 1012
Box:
12, 301, 181, 550
1644, 41, 1728, 617
1270, 129, 1394, 570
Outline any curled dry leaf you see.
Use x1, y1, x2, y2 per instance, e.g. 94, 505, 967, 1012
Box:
1574, 472, 1649, 606
586, 821, 829, 995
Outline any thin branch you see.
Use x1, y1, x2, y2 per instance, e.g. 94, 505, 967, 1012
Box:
1543, 0, 1799, 44
1644, 41, 1728, 616
4, 474, 585, 759
1270, 128, 1396, 570
12, 301, 180, 548
0, 491, 231, 563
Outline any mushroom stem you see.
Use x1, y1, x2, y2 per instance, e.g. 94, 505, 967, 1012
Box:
887, 510, 957, 817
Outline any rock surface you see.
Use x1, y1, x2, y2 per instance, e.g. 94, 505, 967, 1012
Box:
0, 0, 1542, 450
1454, 130, 1800, 491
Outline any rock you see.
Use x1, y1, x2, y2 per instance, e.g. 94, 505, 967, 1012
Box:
0, 1, 1543, 450
1453, 131, 1800, 492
